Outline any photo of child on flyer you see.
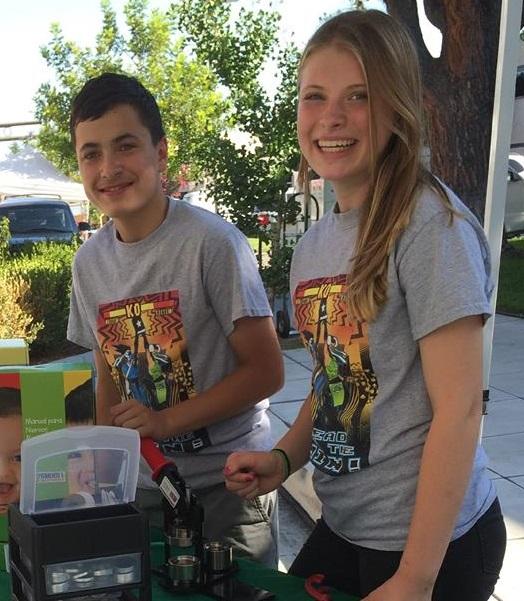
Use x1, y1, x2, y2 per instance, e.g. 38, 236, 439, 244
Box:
0, 377, 95, 512
64, 377, 95, 496
0, 387, 22, 515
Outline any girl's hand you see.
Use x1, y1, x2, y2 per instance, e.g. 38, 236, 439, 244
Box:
362, 569, 433, 601
224, 451, 287, 499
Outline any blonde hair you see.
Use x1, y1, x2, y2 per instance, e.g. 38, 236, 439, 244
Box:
297, 10, 453, 322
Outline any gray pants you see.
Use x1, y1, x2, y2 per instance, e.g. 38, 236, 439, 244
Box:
136, 484, 279, 568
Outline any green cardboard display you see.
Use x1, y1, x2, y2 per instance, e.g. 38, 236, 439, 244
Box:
0, 363, 95, 571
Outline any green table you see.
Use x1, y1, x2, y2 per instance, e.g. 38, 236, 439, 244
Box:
1, 541, 358, 600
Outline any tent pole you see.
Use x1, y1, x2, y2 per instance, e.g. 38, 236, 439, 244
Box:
481, 0, 523, 432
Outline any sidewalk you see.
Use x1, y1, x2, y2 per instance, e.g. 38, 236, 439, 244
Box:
269, 313, 524, 601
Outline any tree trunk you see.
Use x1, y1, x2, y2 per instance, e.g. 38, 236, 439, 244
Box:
385, 0, 501, 222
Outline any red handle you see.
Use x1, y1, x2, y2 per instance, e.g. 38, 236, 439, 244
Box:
140, 437, 172, 481
305, 574, 331, 601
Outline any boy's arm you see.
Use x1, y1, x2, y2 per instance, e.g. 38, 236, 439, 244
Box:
110, 315, 284, 440
93, 349, 122, 426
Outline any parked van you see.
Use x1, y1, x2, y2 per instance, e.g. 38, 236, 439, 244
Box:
0, 196, 89, 250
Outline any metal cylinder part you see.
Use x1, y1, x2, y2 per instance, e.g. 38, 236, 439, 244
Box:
49, 577, 70, 595
116, 571, 136, 584
115, 561, 137, 584
64, 567, 82, 576
203, 541, 233, 573
50, 570, 69, 584
93, 565, 114, 578
93, 565, 114, 586
74, 574, 95, 589
168, 555, 201, 585
166, 526, 194, 548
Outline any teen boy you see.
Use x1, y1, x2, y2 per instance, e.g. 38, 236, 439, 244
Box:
67, 73, 284, 566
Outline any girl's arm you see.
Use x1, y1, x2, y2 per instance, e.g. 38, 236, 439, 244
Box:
365, 314, 484, 600
274, 392, 314, 474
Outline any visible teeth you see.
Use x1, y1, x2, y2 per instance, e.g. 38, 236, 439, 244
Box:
103, 184, 127, 192
318, 139, 356, 151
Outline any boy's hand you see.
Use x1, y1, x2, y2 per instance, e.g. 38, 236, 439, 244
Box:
110, 399, 168, 441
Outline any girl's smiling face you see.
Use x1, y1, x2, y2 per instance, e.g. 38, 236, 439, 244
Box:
297, 44, 394, 210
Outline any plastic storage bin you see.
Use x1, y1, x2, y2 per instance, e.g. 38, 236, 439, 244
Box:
9, 425, 150, 600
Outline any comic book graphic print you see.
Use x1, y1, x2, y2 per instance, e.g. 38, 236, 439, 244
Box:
97, 290, 210, 454
294, 275, 378, 475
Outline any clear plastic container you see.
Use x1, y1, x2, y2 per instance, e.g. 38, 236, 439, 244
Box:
44, 551, 141, 595
19, 426, 140, 515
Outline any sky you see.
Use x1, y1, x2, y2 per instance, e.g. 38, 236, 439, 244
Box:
0, 0, 389, 132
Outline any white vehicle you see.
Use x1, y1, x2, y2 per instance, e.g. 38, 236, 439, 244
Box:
506, 153, 524, 237
180, 191, 216, 213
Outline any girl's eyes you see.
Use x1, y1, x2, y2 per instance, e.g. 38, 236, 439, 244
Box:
301, 91, 368, 102
302, 93, 323, 101
11, 454, 21, 463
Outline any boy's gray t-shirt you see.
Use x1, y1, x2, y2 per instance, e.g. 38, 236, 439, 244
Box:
68, 198, 272, 490
290, 184, 496, 551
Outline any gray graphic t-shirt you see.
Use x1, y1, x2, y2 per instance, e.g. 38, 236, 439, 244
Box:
290, 183, 496, 551
68, 198, 272, 489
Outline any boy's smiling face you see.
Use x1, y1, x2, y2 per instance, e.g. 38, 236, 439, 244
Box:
0, 414, 23, 513
74, 104, 167, 227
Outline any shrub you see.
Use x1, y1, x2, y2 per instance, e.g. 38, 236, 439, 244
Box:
5, 241, 78, 356
260, 243, 294, 305
0, 270, 43, 342
0, 216, 10, 259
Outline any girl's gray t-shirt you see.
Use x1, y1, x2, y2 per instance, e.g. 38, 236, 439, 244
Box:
68, 198, 272, 489
290, 183, 496, 551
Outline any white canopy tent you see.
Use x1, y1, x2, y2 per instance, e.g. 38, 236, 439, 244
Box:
0, 143, 89, 221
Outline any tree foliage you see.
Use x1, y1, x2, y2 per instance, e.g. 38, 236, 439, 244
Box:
384, 0, 501, 220
169, 0, 302, 234
35, 0, 227, 186
35, 0, 302, 236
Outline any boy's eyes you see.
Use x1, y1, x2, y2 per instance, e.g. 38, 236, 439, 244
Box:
82, 152, 98, 161
81, 144, 135, 161
11, 454, 21, 463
